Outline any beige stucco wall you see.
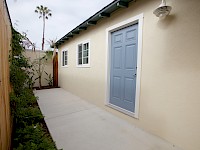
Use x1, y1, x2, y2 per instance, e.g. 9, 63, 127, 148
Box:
24, 50, 53, 87
58, 0, 200, 150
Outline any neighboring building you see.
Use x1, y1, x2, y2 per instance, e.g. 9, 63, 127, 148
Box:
56, 0, 200, 150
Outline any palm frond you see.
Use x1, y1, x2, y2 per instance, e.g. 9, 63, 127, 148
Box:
35, 5, 52, 20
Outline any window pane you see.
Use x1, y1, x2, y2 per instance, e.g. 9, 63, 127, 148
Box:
83, 57, 88, 64
86, 43, 89, 49
65, 56, 67, 62
78, 51, 82, 59
62, 51, 65, 66
78, 44, 82, 61
65, 60, 67, 65
83, 43, 89, 50
62, 50, 68, 66
83, 50, 88, 57
78, 44, 82, 53
83, 44, 86, 50
78, 58, 82, 65
86, 57, 88, 64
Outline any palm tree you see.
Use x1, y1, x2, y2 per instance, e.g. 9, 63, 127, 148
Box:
35, 5, 52, 51
35, 5, 52, 88
47, 38, 57, 60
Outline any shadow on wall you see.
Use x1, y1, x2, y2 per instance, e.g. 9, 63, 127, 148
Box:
156, 0, 200, 72
157, 14, 177, 29
157, 15, 200, 72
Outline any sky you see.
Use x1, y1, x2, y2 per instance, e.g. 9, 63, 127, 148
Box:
7, 0, 113, 50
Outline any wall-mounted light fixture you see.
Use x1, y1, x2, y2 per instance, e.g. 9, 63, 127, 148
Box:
153, 0, 172, 19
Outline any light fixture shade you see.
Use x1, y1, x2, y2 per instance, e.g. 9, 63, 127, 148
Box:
153, 0, 172, 18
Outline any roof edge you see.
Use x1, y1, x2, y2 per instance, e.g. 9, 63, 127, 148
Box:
56, 0, 135, 48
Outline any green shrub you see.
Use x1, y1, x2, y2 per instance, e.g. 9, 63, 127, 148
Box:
15, 107, 43, 127
18, 88, 37, 106
10, 92, 21, 115
14, 124, 56, 150
10, 88, 38, 117
10, 28, 57, 149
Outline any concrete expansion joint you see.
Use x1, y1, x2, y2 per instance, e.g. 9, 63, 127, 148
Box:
45, 106, 97, 120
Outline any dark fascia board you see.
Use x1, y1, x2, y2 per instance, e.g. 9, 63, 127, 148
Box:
71, 31, 80, 35
87, 21, 97, 25
67, 34, 73, 38
63, 37, 69, 40
117, 1, 129, 8
99, 12, 110, 18
56, 0, 134, 47
78, 27, 87, 31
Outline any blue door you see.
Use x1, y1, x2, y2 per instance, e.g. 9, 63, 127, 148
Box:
110, 24, 138, 112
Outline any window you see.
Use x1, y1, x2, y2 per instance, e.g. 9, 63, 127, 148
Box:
62, 50, 68, 67
77, 41, 90, 67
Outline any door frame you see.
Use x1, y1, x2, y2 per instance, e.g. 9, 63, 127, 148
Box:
105, 13, 143, 118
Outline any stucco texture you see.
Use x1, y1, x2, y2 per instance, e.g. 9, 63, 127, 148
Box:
25, 50, 53, 87
58, 0, 200, 150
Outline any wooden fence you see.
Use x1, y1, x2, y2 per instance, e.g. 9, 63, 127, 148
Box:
53, 52, 58, 87
0, 0, 12, 149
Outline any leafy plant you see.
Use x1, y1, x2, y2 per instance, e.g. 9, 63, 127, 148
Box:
31, 54, 49, 89
10, 88, 37, 114
30, 50, 53, 88
14, 124, 56, 150
15, 107, 43, 127
10, 28, 57, 149
44, 71, 53, 87
10, 29, 35, 93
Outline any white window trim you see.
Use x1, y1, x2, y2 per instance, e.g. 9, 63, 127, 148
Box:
105, 13, 144, 119
76, 40, 91, 68
61, 49, 68, 67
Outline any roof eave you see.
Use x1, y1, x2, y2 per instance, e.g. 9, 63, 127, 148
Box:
56, 0, 135, 48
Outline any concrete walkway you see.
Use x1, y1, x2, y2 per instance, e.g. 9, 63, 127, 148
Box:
36, 88, 181, 150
